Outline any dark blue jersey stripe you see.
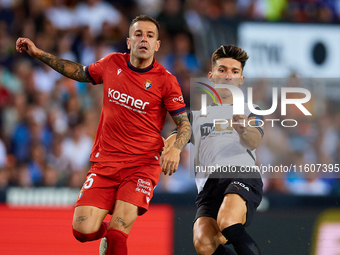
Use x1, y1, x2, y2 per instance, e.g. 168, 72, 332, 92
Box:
169, 107, 186, 116
85, 66, 97, 85
127, 59, 154, 73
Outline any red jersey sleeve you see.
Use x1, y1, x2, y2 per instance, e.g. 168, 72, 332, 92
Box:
163, 72, 186, 116
85, 53, 114, 85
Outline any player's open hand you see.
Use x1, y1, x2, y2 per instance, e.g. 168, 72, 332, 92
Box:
160, 146, 181, 176
232, 114, 248, 135
16, 37, 40, 57
161, 137, 171, 154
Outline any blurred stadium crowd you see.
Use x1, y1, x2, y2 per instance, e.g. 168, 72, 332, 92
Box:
0, 0, 340, 195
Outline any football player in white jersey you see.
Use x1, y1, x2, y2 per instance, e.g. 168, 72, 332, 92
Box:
162, 45, 263, 255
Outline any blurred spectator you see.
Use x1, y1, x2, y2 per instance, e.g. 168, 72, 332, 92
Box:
29, 112, 53, 152
47, 105, 68, 135
27, 142, 46, 186
47, 135, 70, 186
13, 59, 35, 99
0, 1, 15, 30
17, 164, 32, 187
0, 82, 11, 110
184, 0, 208, 35
0, 167, 9, 201
0, 21, 15, 71
60, 121, 92, 188
80, 34, 117, 67
44, 164, 59, 187
75, 0, 128, 37
21, 0, 47, 35
2, 92, 27, 139
284, 0, 339, 23
9, 112, 32, 163
0, 66, 22, 94
135, 0, 163, 17
157, 0, 188, 35
184, 0, 211, 69
61, 121, 93, 173
33, 63, 61, 93
82, 109, 100, 139
57, 33, 77, 62
337, 0, 340, 19
163, 32, 200, 76
65, 94, 82, 126
45, 0, 77, 31
0, 137, 7, 167
9, 105, 52, 164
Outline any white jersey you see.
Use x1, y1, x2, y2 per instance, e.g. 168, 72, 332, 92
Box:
190, 103, 264, 193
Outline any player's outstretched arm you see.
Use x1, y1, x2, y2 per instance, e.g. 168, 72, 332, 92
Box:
16, 37, 90, 83
160, 112, 191, 176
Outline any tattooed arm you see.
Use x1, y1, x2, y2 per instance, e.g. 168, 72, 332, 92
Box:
171, 113, 191, 151
16, 37, 89, 82
160, 112, 191, 176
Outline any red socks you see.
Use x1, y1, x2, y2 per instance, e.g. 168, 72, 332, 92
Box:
73, 222, 128, 255
105, 228, 128, 255
73, 221, 109, 242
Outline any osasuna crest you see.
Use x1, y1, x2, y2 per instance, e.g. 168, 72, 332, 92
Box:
77, 188, 84, 200
144, 79, 152, 90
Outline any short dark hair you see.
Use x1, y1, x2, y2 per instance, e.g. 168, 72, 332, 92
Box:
211, 45, 249, 70
129, 15, 160, 38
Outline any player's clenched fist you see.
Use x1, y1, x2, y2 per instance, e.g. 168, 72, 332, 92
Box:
16, 37, 40, 57
232, 114, 248, 135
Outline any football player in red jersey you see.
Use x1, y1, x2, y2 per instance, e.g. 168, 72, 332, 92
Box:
16, 15, 191, 255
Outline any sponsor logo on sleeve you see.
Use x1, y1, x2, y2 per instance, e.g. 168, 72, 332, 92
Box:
173, 95, 184, 103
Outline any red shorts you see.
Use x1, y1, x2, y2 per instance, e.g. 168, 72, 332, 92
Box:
75, 158, 161, 215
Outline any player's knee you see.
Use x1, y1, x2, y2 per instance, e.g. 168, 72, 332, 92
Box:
218, 218, 242, 231
72, 222, 100, 238
193, 236, 216, 255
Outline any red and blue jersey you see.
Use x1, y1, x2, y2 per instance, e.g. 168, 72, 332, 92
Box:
85, 53, 186, 162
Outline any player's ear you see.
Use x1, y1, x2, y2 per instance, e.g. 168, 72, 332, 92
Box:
239, 75, 245, 86
154, 40, 161, 52
208, 71, 213, 81
126, 37, 131, 50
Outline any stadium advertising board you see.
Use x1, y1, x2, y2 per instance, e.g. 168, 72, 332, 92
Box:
238, 22, 340, 78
